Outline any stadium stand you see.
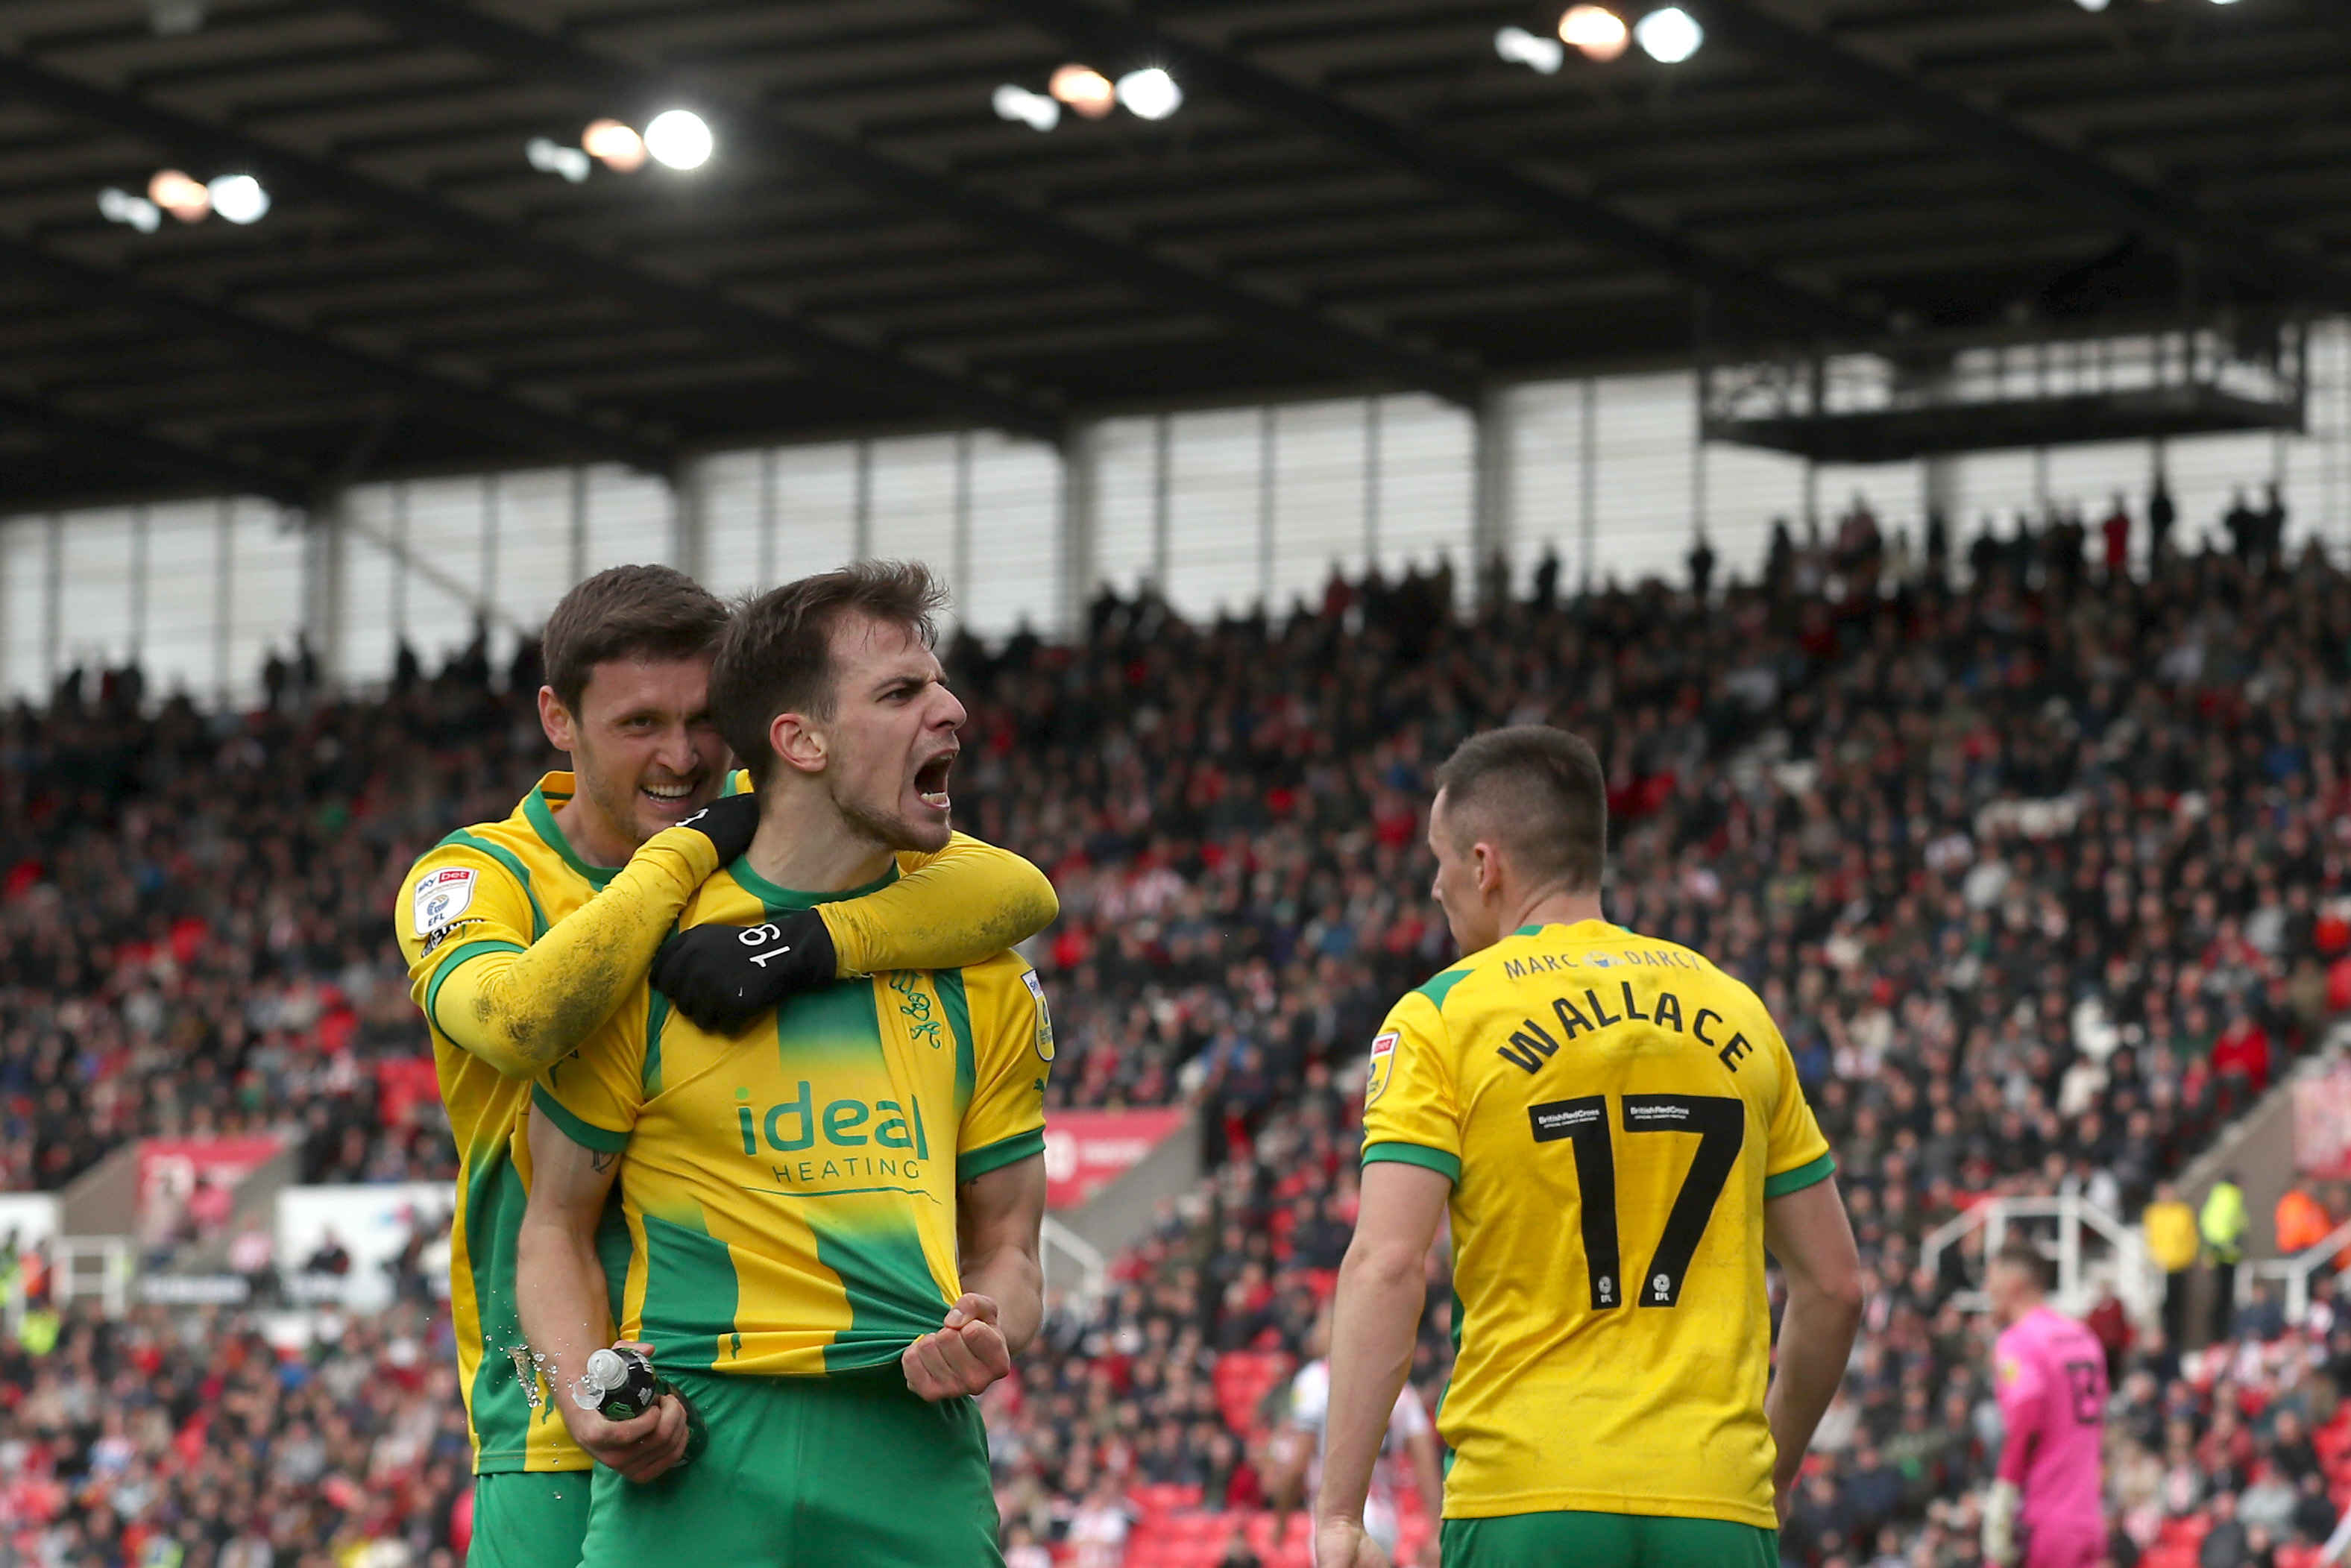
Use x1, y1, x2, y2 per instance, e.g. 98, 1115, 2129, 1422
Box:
4, 506, 2351, 1565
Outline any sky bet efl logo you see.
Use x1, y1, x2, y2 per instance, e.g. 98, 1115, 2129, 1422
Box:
736, 1082, 931, 1186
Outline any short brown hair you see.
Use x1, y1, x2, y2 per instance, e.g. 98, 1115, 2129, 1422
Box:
540, 565, 728, 714
711, 560, 948, 784
1992, 1238, 2053, 1292
1432, 725, 1607, 893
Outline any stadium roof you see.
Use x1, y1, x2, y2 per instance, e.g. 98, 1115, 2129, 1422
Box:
1, 0, 2347, 510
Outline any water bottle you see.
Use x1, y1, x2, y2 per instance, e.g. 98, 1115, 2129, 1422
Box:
575, 1346, 709, 1465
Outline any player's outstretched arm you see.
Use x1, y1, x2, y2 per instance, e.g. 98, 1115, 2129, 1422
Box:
655, 833, 1060, 1033
904, 1152, 1047, 1402
826, 833, 1059, 975
516, 1106, 689, 1483
1316, 1161, 1449, 1568
1762, 1175, 1864, 1523
406, 796, 759, 1077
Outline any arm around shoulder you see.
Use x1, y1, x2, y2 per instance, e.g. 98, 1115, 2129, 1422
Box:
406, 822, 728, 1078
821, 833, 1058, 976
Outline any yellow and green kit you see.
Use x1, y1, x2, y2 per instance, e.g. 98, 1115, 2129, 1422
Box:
1362, 919, 1832, 1535
532, 855, 1052, 1567
395, 770, 1056, 1531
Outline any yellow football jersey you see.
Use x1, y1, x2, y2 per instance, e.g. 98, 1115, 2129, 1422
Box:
397, 771, 641, 1475
400, 771, 1052, 1470
1361, 919, 1834, 1530
532, 856, 1051, 1378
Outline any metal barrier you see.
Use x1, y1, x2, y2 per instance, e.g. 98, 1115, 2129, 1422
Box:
1040, 1215, 1107, 1309
2250, 1216, 2351, 1322
1920, 1194, 2159, 1323
47, 1235, 136, 1317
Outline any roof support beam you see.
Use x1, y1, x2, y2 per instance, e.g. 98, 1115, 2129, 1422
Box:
1678, 0, 2351, 315
0, 237, 678, 476
0, 385, 309, 507
0, 54, 1066, 443
344, 0, 1482, 407
970, 0, 1881, 344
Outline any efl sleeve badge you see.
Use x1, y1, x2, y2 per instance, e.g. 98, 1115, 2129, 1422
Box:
1365, 1030, 1400, 1106
413, 866, 477, 936
1022, 968, 1056, 1062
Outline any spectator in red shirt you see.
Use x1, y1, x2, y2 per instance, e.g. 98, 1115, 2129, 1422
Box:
2209, 1008, 2272, 1098
2102, 495, 2131, 576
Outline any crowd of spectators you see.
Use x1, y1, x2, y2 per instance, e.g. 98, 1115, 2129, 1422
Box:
1, 487, 2350, 1564
1, 1288, 471, 1567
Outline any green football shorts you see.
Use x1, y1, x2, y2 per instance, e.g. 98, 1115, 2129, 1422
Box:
576, 1368, 1004, 1568
468, 1470, 592, 1568
1441, 1509, 1779, 1568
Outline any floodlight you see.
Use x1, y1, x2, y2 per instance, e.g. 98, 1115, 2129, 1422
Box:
1050, 65, 1117, 119
993, 85, 1062, 132
207, 174, 268, 224
643, 110, 713, 171
1115, 67, 1182, 121
98, 187, 163, 233
148, 169, 210, 222
1496, 26, 1567, 73
1634, 7, 1704, 63
2074, 0, 2109, 9
582, 119, 646, 171
147, 0, 204, 34
526, 137, 591, 183
1560, 5, 1630, 61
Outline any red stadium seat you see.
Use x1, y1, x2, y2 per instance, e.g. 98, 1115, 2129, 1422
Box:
2158, 1514, 2212, 1549
1212, 1351, 1295, 1435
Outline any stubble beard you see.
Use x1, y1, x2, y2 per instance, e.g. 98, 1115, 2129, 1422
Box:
586, 763, 660, 853
834, 782, 949, 857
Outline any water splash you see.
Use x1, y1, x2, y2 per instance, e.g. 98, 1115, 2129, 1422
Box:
505, 1346, 544, 1410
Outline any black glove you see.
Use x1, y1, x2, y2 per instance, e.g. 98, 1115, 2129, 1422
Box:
670, 793, 761, 868
652, 910, 840, 1034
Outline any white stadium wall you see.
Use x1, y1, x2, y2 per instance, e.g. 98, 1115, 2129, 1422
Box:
1, 321, 2347, 707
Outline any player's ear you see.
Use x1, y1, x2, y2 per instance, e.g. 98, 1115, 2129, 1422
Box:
537, 685, 575, 753
769, 710, 827, 775
1472, 839, 1505, 897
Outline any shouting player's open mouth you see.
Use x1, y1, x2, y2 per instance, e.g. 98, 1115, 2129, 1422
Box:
913, 750, 954, 816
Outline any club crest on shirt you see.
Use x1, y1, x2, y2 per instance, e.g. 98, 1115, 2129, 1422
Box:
1022, 969, 1056, 1061
413, 867, 476, 936
1365, 1031, 1400, 1106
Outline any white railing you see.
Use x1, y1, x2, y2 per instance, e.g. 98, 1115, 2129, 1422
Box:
2251, 1217, 2351, 1322
1040, 1215, 1107, 1309
47, 1235, 136, 1317
1920, 1194, 2159, 1324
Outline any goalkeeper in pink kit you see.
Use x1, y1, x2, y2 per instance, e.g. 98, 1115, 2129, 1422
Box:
1982, 1241, 2109, 1568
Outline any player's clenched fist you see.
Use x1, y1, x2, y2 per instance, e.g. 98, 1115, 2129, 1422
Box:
901, 1293, 1013, 1401
1314, 1517, 1392, 1568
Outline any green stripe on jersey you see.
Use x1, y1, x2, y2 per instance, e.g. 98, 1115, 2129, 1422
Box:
643, 991, 670, 1096
462, 1152, 537, 1470
426, 939, 526, 1033
957, 1127, 1044, 1185
1414, 966, 1473, 1012
1764, 1152, 1837, 1198
435, 831, 550, 939
531, 1083, 629, 1155
639, 1210, 743, 1371
1362, 1141, 1462, 1183
811, 1213, 949, 1374
935, 969, 975, 1118
522, 787, 616, 891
